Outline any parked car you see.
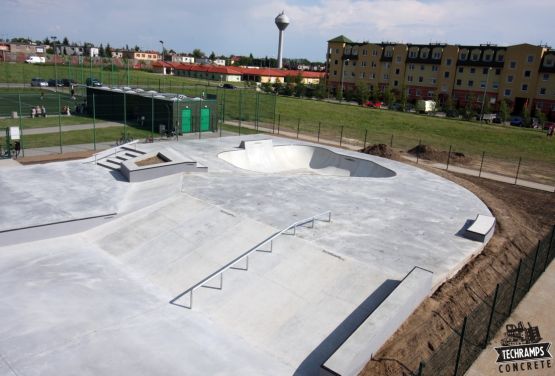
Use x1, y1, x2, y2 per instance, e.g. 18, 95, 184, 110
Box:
61, 78, 77, 87
510, 116, 523, 126
31, 78, 48, 87
221, 83, 236, 89
365, 101, 383, 108
492, 117, 502, 124
47, 79, 63, 87
86, 77, 102, 87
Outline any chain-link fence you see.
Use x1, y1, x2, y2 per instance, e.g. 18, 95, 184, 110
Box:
410, 227, 555, 376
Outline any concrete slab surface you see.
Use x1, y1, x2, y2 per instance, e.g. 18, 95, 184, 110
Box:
0, 135, 493, 375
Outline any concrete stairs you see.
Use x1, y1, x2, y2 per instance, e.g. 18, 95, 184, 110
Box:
97, 146, 146, 171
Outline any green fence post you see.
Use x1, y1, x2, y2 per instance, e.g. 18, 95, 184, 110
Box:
151, 94, 155, 140
296, 119, 300, 139
528, 240, 541, 290
514, 157, 522, 185
446, 145, 452, 170
18, 94, 24, 157
238, 90, 242, 134
277, 114, 281, 134
417, 139, 421, 164
509, 259, 522, 313
479, 151, 485, 177
339, 125, 344, 147
390, 134, 394, 147
92, 93, 96, 151
123, 92, 127, 139
484, 283, 499, 348
317, 122, 321, 142
363, 129, 368, 149
272, 93, 277, 133
545, 225, 555, 271
58, 93, 62, 154
453, 316, 467, 376
126, 59, 130, 86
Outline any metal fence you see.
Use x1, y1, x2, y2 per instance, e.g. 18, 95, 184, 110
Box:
412, 226, 555, 376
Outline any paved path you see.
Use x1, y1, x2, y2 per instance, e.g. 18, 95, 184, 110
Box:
465, 261, 555, 375
21, 121, 123, 135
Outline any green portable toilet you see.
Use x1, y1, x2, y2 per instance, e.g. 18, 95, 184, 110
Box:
200, 107, 210, 132
181, 107, 192, 133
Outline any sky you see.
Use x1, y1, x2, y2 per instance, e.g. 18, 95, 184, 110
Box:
2, 0, 555, 62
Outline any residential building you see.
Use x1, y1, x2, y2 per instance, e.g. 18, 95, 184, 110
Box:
122, 50, 160, 61
171, 54, 195, 64
326, 35, 555, 118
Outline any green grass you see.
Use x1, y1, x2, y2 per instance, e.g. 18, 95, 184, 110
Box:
2, 61, 554, 166
0, 115, 97, 129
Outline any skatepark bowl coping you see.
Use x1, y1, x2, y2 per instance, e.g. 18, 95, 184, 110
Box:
218, 140, 397, 177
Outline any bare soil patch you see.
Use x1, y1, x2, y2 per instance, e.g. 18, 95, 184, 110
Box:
360, 165, 555, 376
407, 144, 472, 165
16, 150, 95, 165
360, 144, 402, 161
135, 155, 167, 167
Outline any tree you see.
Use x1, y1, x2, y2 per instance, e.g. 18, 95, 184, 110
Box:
353, 80, 369, 105
499, 100, 510, 123
432, 91, 440, 112
42, 37, 51, 45
463, 95, 477, 120
294, 83, 306, 97
522, 106, 531, 127
399, 86, 408, 111
134, 45, 140, 52
192, 48, 204, 58
98, 43, 105, 58
105, 43, 113, 58
261, 82, 273, 93
314, 81, 327, 100
62, 37, 69, 46
383, 87, 395, 107
209, 51, 216, 60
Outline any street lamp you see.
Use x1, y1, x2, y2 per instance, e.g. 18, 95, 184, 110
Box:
339, 58, 350, 102
480, 67, 492, 122
159, 40, 164, 61
51, 36, 58, 92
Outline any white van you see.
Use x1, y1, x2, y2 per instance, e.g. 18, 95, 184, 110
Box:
25, 56, 46, 64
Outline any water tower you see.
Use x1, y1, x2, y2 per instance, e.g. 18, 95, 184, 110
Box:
275, 11, 290, 69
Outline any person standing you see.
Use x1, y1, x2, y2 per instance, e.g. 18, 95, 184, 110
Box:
41, 105, 46, 118
70, 85, 75, 99
14, 141, 20, 159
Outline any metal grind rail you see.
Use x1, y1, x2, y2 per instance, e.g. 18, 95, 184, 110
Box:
170, 210, 332, 309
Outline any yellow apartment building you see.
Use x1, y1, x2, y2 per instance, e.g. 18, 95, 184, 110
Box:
326, 35, 555, 119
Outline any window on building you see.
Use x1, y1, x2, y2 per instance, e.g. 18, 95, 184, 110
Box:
468, 80, 474, 87
345, 60, 349, 66
370, 73, 375, 79
409, 50, 417, 58
420, 49, 429, 59
545, 58, 554, 67
460, 53, 467, 61
495, 68, 501, 75
407, 75, 413, 82
428, 91, 434, 97
416, 89, 421, 96
419, 76, 423, 82
458, 67, 464, 73
351, 72, 355, 77
446, 58, 452, 66
409, 64, 415, 70
456, 79, 462, 86
430, 78, 436, 84
371, 49, 377, 56
470, 68, 476, 74
394, 80, 399, 86
432, 65, 439, 72
482, 68, 489, 74
396, 56, 401, 63
543, 73, 549, 80
444, 71, 450, 78
484, 54, 492, 62
420, 65, 425, 71
527, 55, 533, 63
362, 49, 368, 56
510, 61, 516, 68
335, 48, 339, 54
524, 70, 531, 78
361, 61, 367, 67
521, 84, 528, 91
480, 81, 486, 88
497, 54, 505, 62
334, 60, 338, 65
383, 74, 389, 80
352, 61, 357, 66
395, 68, 400, 75
441, 85, 447, 92
507, 75, 514, 83
540, 88, 546, 95
371, 61, 377, 67
492, 82, 499, 89
504, 89, 511, 96
471, 53, 480, 61
433, 51, 441, 59
385, 50, 393, 57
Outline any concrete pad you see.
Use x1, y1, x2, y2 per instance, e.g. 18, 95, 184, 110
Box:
0, 135, 493, 375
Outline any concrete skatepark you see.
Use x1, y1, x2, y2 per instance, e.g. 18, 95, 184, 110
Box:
0, 135, 493, 375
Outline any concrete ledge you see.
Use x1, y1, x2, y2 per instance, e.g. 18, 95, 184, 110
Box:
465, 214, 496, 243
120, 149, 207, 182
321, 266, 433, 376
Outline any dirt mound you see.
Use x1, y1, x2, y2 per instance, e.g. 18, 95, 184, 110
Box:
360, 144, 401, 160
407, 144, 472, 165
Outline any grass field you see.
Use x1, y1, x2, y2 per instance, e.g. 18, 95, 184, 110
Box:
1, 62, 554, 168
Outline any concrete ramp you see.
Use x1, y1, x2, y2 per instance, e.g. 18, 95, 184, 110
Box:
85, 194, 277, 297
219, 139, 396, 177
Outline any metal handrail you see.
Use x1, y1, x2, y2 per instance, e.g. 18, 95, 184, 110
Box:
170, 210, 332, 309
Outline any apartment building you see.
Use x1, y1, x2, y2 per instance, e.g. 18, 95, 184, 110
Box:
326, 35, 555, 118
